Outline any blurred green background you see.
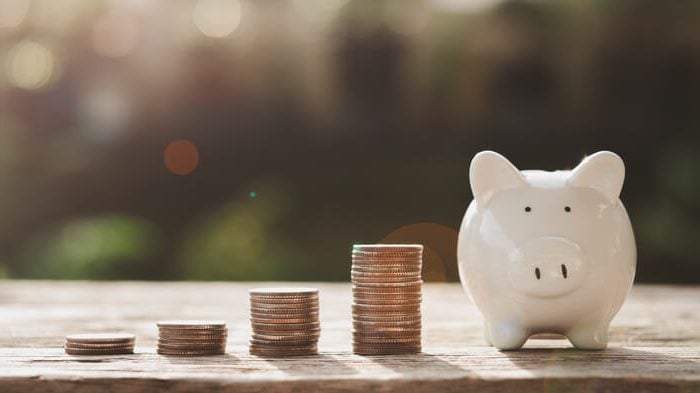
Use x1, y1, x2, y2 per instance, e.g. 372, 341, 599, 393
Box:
0, 0, 698, 283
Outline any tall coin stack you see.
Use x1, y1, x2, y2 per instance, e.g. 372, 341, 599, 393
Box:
352, 244, 423, 355
64, 333, 135, 355
156, 321, 227, 356
249, 288, 320, 357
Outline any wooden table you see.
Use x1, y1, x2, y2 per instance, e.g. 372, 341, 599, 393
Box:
0, 281, 697, 392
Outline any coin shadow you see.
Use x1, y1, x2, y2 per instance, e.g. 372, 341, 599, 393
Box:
257, 353, 359, 376
158, 353, 239, 364
363, 352, 471, 377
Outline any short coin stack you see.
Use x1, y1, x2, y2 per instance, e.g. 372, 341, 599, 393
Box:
156, 320, 227, 356
249, 288, 320, 357
64, 333, 135, 355
352, 244, 423, 355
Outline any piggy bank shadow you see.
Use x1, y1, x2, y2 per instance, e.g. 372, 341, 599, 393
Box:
499, 346, 699, 376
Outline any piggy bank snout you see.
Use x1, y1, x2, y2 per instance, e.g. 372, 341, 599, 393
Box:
508, 237, 588, 298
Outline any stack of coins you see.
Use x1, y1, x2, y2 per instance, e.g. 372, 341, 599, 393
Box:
352, 244, 423, 355
249, 288, 320, 357
156, 321, 227, 356
64, 333, 135, 355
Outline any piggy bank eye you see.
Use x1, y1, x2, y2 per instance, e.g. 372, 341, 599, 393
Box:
564, 206, 572, 212
524, 206, 532, 212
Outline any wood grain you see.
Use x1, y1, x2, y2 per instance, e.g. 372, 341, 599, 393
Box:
0, 281, 698, 392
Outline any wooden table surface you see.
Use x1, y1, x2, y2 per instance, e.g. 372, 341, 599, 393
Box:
0, 281, 698, 392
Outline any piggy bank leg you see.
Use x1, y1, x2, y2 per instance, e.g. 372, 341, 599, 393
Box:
484, 321, 492, 345
567, 319, 610, 350
487, 319, 529, 350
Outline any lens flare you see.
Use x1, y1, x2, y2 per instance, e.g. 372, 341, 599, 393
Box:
6, 40, 56, 90
193, 0, 242, 38
164, 139, 200, 176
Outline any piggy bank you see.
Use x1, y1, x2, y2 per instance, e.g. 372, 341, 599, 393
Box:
457, 151, 636, 350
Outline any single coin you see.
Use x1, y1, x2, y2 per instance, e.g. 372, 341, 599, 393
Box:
353, 337, 421, 344
351, 268, 422, 276
64, 342, 135, 350
250, 317, 318, 324
352, 259, 421, 265
251, 333, 319, 341
353, 346, 421, 355
352, 319, 422, 329
352, 292, 422, 300
250, 311, 319, 319
158, 325, 227, 332
353, 314, 422, 323
249, 288, 319, 296
250, 306, 319, 314
250, 338, 318, 347
250, 343, 318, 352
251, 327, 320, 334
352, 296, 422, 303
249, 298, 319, 306
250, 348, 317, 357
351, 270, 421, 278
65, 346, 134, 355
352, 303, 421, 311
158, 337, 226, 345
352, 280, 423, 288
251, 321, 321, 331
65, 333, 135, 344
157, 320, 226, 329
157, 348, 225, 356
249, 300, 319, 308
158, 343, 226, 351
353, 244, 423, 251
350, 274, 421, 285
158, 333, 227, 340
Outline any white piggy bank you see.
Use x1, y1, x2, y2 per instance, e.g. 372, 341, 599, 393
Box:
457, 151, 636, 350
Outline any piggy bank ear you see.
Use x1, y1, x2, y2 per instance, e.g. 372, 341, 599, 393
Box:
469, 151, 525, 206
568, 151, 625, 203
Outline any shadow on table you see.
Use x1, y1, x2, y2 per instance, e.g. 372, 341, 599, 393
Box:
363, 352, 471, 378
499, 346, 699, 372
257, 353, 359, 376
158, 353, 240, 364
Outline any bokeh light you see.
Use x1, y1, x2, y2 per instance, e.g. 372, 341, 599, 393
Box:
6, 40, 57, 90
91, 10, 139, 58
164, 139, 200, 176
78, 84, 132, 143
192, 0, 242, 38
0, 0, 31, 29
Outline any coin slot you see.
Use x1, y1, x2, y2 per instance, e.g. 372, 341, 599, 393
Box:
535, 267, 541, 280
561, 264, 568, 279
